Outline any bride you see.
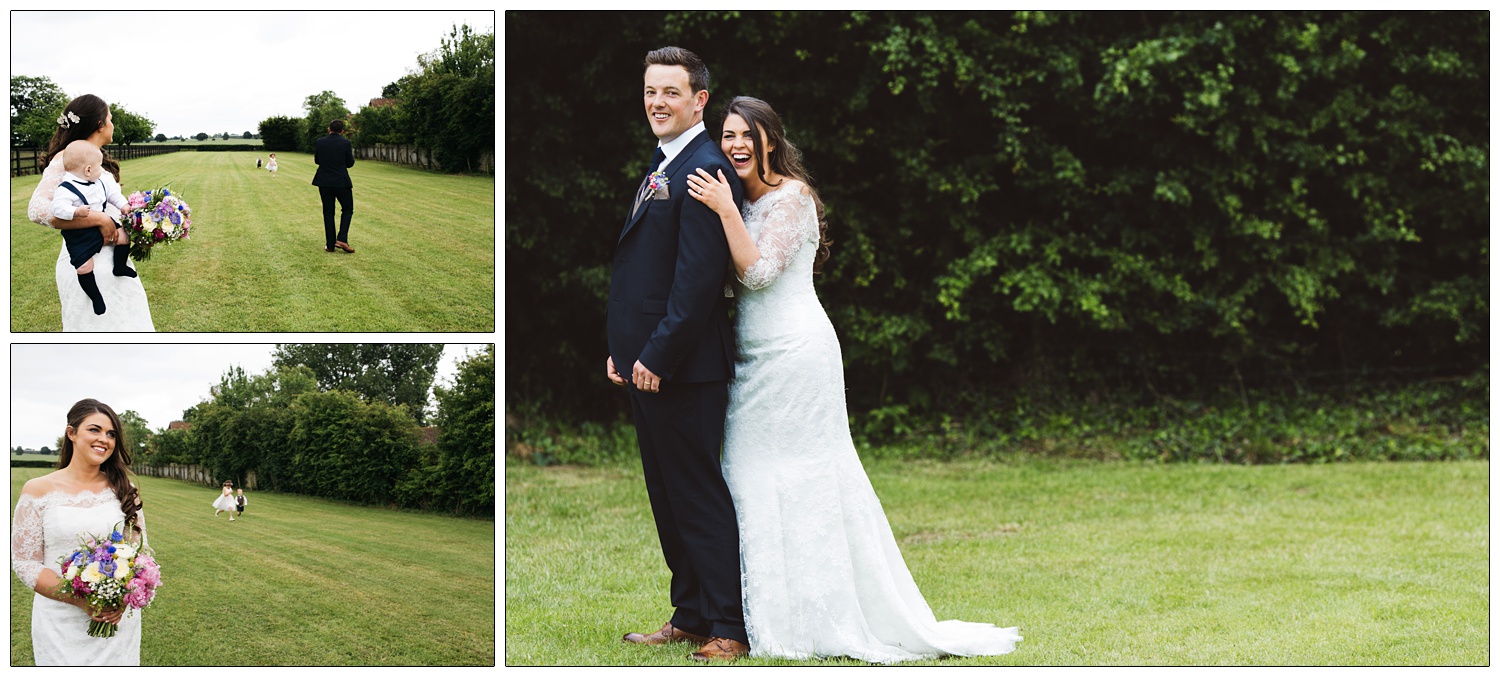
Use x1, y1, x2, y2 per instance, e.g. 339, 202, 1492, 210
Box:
11, 399, 149, 665
26, 94, 155, 331
686, 96, 1022, 663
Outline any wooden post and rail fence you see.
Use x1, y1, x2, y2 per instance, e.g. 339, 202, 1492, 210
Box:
13, 143, 492, 176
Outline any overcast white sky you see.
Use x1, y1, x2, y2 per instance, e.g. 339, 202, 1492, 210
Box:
11, 10, 496, 139
10, 344, 491, 450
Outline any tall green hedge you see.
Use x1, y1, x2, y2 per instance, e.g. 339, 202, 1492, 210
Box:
506, 11, 1487, 424
166, 354, 494, 516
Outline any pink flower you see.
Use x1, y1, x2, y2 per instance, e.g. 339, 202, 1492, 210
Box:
133, 556, 161, 587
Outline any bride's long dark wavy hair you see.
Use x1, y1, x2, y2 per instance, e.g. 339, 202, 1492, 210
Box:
721, 96, 832, 272
42, 94, 119, 183
57, 399, 142, 539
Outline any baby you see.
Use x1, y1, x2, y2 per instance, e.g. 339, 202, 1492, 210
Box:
50, 140, 133, 315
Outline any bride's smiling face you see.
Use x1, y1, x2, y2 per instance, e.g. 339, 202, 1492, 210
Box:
721, 114, 774, 184
67, 413, 116, 466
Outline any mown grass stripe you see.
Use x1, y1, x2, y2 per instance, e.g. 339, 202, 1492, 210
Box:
10, 151, 494, 331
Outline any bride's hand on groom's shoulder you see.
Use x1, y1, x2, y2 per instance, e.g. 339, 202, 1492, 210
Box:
687, 168, 734, 216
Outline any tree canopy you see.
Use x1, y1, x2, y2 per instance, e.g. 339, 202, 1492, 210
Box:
10, 75, 68, 146
349, 22, 495, 172
506, 10, 1488, 425
271, 344, 445, 424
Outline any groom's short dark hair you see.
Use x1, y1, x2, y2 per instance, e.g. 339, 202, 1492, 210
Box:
645, 46, 709, 94
328, 119, 346, 134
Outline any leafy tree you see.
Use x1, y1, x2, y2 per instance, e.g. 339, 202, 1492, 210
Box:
349, 100, 411, 146
117, 410, 154, 461
506, 10, 1488, 428
11, 75, 68, 146
39, 446, 51, 456
194, 132, 208, 141
243, 131, 253, 139
258, 115, 304, 151
398, 23, 495, 172
154, 133, 167, 142
302, 90, 351, 152
272, 344, 444, 424
288, 390, 419, 504
143, 427, 194, 466
108, 104, 155, 146
429, 345, 495, 515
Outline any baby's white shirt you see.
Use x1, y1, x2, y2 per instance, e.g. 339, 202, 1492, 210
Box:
50, 170, 128, 221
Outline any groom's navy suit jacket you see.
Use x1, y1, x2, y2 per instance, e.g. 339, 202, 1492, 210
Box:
608, 131, 743, 383
311, 133, 354, 188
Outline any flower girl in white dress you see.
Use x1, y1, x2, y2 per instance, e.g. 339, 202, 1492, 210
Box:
212, 482, 237, 520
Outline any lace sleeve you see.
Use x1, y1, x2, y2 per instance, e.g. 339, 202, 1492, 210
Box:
739, 189, 817, 291
136, 508, 150, 551
12, 494, 46, 590
27, 156, 66, 228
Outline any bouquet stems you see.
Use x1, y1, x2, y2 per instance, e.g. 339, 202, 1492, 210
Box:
87, 618, 119, 638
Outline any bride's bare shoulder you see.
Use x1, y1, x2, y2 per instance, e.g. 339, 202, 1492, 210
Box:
21, 472, 62, 497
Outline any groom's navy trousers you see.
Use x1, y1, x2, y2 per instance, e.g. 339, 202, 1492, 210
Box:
607, 130, 747, 644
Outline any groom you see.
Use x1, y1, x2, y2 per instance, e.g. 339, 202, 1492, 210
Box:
311, 118, 356, 253
605, 46, 748, 662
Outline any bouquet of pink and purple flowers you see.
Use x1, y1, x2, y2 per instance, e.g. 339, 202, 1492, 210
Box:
122, 185, 193, 262
54, 522, 161, 638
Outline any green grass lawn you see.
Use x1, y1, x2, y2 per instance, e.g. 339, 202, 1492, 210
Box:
10, 468, 496, 665
505, 457, 1487, 666
11, 151, 494, 331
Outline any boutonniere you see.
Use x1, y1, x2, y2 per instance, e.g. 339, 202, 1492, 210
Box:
647, 170, 670, 199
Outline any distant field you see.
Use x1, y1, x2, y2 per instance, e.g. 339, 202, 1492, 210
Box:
147, 138, 263, 145
11, 150, 495, 331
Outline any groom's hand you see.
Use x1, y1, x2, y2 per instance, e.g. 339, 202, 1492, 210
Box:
606, 356, 627, 387
632, 360, 662, 393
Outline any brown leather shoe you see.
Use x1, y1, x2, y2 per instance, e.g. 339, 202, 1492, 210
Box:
335, 241, 355, 253
689, 637, 749, 661
622, 621, 709, 646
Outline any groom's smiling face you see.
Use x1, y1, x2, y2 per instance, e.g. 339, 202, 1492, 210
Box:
644, 64, 706, 142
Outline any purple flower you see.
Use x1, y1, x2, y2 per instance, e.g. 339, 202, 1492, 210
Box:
168, 211, 181, 226
153, 228, 165, 241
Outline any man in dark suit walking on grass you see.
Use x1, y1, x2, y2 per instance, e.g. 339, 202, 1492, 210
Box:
312, 118, 356, 253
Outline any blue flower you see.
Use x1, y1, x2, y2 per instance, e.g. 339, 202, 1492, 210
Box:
162, 189, 171, 197
107, 545, 117, 554
169, 211, 181, 226
110, 530, 123, 542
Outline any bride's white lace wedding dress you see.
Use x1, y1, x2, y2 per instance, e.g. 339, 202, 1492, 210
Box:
721, 180, 1022, 663
27, 155, 156, 332
11, 488, 144, 665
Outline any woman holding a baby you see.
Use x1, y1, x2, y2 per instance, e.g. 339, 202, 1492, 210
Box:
25, 94, 155, 331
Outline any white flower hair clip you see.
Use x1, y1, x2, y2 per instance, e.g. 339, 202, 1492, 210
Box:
56, 110, 81, 129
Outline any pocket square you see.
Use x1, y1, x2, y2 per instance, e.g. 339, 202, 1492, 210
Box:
652, 185, 670, 200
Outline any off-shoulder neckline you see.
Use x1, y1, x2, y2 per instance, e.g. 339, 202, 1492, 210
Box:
746, 178, 807, 205
17, 486, 116, 503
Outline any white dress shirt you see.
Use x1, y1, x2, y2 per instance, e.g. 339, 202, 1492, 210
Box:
656, 121, 706, 171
